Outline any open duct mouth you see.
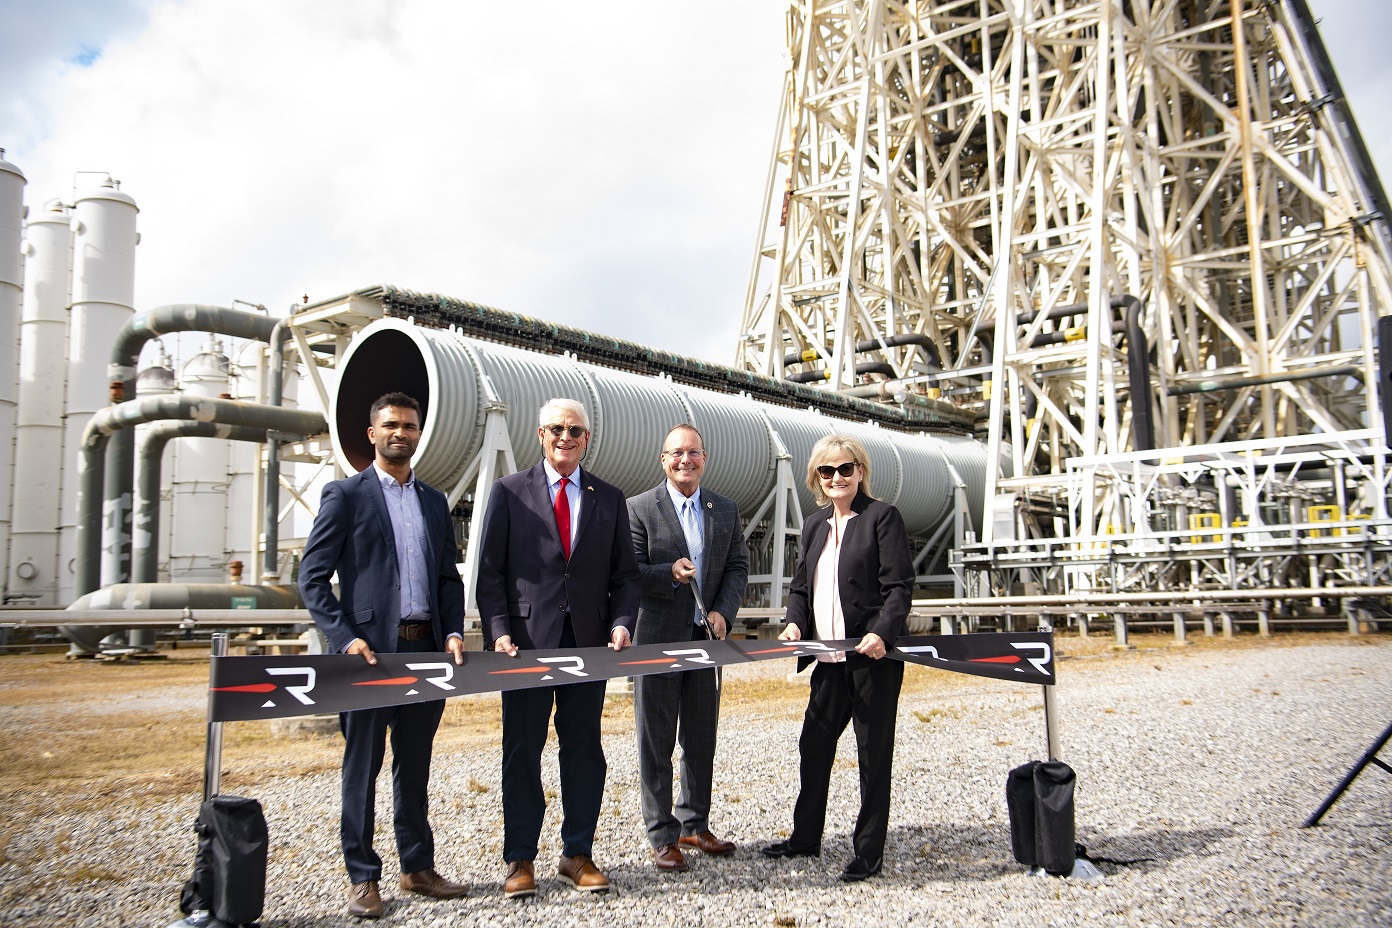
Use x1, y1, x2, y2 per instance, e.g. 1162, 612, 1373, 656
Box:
333, 327, 432, 473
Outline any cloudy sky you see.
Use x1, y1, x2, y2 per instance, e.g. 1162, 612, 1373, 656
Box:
4, 0, 1389, 369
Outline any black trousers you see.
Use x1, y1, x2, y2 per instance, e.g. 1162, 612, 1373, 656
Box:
499, 622, 607, 862
789, 654, 903, 863
339, 634, 445, 883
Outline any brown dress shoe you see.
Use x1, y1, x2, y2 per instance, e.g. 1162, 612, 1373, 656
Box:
653, 843, 689, 872
347, 880, 384, 918
504, 859, 537, 899
557, 854, 610, 892
400, 867, 468, 899
680, 830, 737, 856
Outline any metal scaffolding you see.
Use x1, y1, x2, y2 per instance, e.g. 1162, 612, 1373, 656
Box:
739, 0, 1392, 617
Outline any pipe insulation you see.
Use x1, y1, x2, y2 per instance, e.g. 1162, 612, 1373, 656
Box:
135, 422, 270, 583
105, 305, 281, 586
74, 395, 326, 598
60, 580, 300, 655
330, 318, 998, 538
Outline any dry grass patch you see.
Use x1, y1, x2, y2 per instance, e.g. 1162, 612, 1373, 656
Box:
0, 630, 1383, 805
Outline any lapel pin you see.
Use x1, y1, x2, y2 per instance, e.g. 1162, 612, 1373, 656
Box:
587, 485, 594, 491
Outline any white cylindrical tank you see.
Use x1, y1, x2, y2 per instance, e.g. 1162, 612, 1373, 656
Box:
0, 153, 25, 603
9, 199, 71, 604
134, 343, 177, 582
58, 176, 138, 603
168, 337, 230, 581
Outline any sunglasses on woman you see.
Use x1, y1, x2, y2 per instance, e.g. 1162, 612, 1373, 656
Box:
544, 424, 589, 438
816, 462, 858, 479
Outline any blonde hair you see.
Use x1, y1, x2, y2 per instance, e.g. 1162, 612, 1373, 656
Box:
537, 398, 590, 430
805, 434, 872, 507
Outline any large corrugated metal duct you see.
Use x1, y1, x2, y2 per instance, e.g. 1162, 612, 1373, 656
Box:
331, 318, 997, 537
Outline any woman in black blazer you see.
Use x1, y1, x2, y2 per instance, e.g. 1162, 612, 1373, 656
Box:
760, 434, 914, 882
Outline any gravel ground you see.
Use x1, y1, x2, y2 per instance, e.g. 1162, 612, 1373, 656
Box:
2, 637, 1390, 927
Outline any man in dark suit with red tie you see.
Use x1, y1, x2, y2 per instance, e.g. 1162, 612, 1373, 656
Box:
475, 397, 642, 899
299, 392, 468, 918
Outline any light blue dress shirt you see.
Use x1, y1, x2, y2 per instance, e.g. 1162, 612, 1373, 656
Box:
373, 462, 431, 623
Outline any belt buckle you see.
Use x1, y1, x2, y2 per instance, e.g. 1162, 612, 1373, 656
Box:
399, 622, 429, 641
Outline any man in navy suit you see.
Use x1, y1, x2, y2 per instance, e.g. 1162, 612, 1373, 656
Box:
475, 397, 641, 898
300, 392, 468, 918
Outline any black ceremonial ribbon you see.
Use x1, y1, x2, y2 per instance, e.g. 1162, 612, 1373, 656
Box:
207, 631, 1054, 723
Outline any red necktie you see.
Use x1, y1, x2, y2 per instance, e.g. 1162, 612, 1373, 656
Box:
554, 476, 571, 560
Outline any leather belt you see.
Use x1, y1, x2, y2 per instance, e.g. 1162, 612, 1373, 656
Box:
398, 623, 433, 641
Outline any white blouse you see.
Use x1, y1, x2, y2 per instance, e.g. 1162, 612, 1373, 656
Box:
811, 510, 856, 662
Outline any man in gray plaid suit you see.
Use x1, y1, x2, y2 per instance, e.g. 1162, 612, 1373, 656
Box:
627, 424, 749, 873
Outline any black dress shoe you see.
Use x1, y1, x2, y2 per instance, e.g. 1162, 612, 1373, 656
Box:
841, 856, 883, 882
760, 839, 819, 858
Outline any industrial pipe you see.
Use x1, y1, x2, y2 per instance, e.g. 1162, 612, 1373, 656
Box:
74, 395, 325, 598
67, 582, 300, 612
1023, 319, 1125, 349
103, 305, 281, 587
135, 421, 269, 583
1114, 294, 1156, 452
1015, 302, 1088, 327
786, 361, 897, 383
262, 320, 291, 583
59, 578, 301, 656
330, 318, 998, 537
782, 332, 937, 367
366, 286, 973, 433
1165, 364, 1362, 396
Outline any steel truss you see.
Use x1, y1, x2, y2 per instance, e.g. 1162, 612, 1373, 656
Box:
740, 0, 1392, 606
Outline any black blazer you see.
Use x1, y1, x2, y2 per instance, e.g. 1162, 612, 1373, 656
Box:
784, 491, 913, 664
476, 462, 642, 650
299, 467, 465, 654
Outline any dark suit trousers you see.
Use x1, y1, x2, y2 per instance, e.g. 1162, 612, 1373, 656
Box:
790, 655, 903, 863
635, 623, 720, 847
499, 624, 608, 861
339, 634, 445, 883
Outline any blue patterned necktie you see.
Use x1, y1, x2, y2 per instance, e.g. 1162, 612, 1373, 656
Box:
681, 498, 704, 621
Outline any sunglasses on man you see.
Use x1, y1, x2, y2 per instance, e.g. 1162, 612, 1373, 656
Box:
544, 425, 589, 438
816, 462, 858, 479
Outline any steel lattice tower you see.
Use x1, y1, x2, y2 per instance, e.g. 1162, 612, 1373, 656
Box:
739, 0, 1392, 604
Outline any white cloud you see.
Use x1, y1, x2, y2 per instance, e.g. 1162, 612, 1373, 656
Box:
0, 0, 152, 152
10, 0, 788, 363
6, 0, 1388, 373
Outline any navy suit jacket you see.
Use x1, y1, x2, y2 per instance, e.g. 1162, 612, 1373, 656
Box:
784, 491, 913, 667
476, 462, 641, 650
299, 467, 465, 654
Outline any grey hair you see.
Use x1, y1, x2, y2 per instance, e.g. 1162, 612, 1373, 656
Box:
538, 398, 590, 430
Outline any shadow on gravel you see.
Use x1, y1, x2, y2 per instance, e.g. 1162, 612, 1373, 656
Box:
1073, 824, 1237, 870
535, 822, 1231, 901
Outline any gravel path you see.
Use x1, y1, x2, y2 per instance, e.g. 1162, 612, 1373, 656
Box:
2, 638, 1389, 927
